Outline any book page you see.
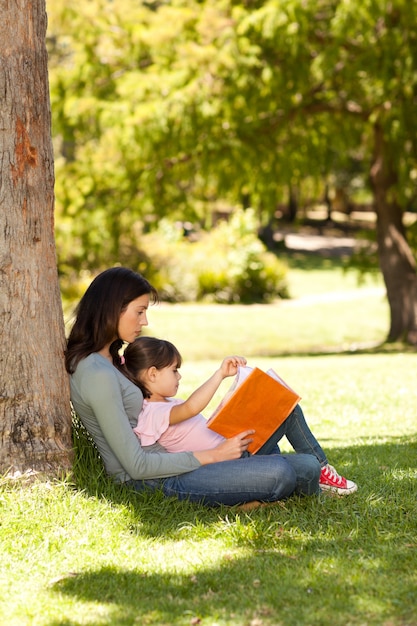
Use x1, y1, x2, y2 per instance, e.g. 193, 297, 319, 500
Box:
266, 368, 297, 393
207, 366, 253, 423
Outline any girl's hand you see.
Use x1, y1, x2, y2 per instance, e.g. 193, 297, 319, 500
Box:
193, 430, 255, 465
219, 356, 247, 378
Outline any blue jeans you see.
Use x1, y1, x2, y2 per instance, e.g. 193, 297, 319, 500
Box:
127, 404, 325, 506
258, 403, 328, 465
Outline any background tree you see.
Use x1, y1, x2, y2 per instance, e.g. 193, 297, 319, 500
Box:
48, 0, 417, 342
0, 0, 73, 474
213, 0, 417, 342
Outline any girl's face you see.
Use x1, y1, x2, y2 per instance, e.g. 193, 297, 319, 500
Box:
152, 362, 182, 399
118, 295, 150, 344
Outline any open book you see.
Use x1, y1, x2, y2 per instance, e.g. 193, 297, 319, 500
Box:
206, 366, 301, 454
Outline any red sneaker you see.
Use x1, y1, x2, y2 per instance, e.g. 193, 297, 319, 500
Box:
320, 464, 358, 495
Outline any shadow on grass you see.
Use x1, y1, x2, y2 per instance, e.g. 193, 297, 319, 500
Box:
53, 436, 417, 625
256, 341, 417, 359
280, 250, 353, 271
48, 548, 417, 626
71, 422, 417, 537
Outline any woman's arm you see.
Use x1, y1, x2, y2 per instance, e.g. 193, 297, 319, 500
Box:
169, 356, 247, 424
193, 430, 255, 464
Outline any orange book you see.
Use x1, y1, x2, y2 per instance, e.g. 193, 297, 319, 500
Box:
206, 366, 301, 454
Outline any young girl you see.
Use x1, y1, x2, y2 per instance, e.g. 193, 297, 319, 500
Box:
122, 336, 243, 452
122, 336, 357, 495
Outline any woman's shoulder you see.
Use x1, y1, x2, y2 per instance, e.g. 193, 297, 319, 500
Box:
75, 352, 113, 373
73, 353, 125, 386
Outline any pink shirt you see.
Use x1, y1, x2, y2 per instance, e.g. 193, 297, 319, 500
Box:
134, 398, 224, 452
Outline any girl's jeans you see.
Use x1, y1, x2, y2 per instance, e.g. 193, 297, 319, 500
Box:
127, 403, 327, 506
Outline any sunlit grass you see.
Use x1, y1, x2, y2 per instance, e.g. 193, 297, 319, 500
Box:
2, 412, 417, 626
2, 265, 416, 626
145, 262, 387, 359
179, 353, 417, 450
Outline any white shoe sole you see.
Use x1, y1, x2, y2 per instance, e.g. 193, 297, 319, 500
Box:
320, 482, 358, 495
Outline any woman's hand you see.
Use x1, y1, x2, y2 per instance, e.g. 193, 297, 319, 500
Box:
193, 430, 255, 465
219, 356, 247, 378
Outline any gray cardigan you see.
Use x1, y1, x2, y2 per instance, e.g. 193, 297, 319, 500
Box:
70, 353, 201, 483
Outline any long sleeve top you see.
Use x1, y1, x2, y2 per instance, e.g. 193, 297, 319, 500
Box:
69, 353, 201, 483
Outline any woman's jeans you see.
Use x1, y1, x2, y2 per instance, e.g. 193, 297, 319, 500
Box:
127, 404, 327, 507
257, 403, 328, 463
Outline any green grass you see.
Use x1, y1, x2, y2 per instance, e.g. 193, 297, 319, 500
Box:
144, 263, 387, 359
3, 264, 417, 626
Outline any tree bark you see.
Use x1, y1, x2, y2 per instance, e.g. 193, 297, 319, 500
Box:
0, 0, 73, 474
370, 123, 417, 344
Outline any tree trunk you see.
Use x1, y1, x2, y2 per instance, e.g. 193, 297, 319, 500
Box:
370, 124, 417, 344
0, 1, 73, 474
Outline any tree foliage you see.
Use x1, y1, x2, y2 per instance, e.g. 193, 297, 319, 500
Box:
48, 0, 416, 230
138, 208, 288, 303
47, 0, 417, 337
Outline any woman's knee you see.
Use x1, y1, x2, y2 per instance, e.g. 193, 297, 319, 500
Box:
300, 455, 321, 495
304, 455, 321, 480
270, 458, 297, 499
282, 453, 321, 496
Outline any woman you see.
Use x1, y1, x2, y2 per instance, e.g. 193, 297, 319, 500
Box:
65, 267, 357, 507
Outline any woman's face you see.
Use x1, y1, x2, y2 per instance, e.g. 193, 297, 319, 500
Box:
118, 294, 150, 343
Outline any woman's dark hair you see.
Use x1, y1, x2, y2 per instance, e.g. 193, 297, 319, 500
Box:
65, 267, 159, 373
120, 336, 182, 398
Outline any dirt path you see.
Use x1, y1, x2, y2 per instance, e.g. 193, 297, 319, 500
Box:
284, 232, 359, 256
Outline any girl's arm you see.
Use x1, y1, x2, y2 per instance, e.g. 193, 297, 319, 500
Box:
169, 356, 247, 424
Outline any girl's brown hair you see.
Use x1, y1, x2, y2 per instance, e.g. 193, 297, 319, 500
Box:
120, 336, 182, 398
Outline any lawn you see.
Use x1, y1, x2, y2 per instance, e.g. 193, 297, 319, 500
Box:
143, 260, 388, 360
2, 262, 416, 626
